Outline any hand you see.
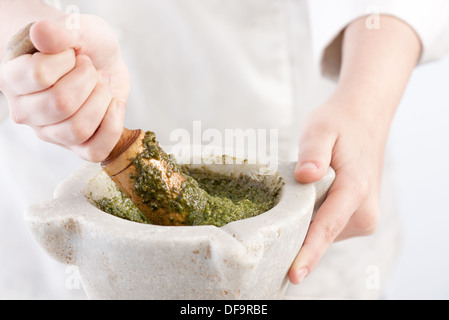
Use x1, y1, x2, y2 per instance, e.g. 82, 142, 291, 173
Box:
287, 14, 421, 285
288, 97, 385, 284
0, 14, 130, 162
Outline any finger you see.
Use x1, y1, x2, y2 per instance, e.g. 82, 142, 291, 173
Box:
70, 99, 126, 163
30, 20, 76, 54
2, 49, 76, 95
31, 17, 120, 70
288, 176, 361, 285
13, 55, 97, 126
334, 195, 380, 241
34, 73, 112, 146
295, 121, 337, 184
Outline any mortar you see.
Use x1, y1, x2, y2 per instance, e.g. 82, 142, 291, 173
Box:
25, 149, 335, 300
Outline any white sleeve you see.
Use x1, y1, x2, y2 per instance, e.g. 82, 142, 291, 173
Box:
307, 0, 449, 79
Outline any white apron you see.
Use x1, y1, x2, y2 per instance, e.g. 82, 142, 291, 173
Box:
4, 0, 449, 299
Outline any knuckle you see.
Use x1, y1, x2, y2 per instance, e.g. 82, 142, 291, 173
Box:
356, 208, 380, 236
50, 87, 75, 119
319, 221, 341, 245
93, 81, 112, 104
9, 101, 28, 125
33, 126, 51, 143
32, 62, 53, 88
77, 56, 97, 77
99, 80, 112, 97
82, 66, 97, 82
66, 120, 92, 145
10, 109, 26, 124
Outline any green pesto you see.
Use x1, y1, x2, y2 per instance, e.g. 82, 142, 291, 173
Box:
185, 167, 281, 227
128, 131, 211, 218
129, 131, 180, 212
97, 131, 282, 227
95, 191, 151, 224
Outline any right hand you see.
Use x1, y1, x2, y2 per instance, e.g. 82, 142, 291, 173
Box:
0, 14, 130, 162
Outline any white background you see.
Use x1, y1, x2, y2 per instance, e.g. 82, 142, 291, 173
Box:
383, 53, 449, 299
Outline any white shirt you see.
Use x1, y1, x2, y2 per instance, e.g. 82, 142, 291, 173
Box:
1, 0, 448, 299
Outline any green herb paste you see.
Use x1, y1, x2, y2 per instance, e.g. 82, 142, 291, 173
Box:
92, 131, 283, 227
183, 167, 282, 227
95, 191, 151, 224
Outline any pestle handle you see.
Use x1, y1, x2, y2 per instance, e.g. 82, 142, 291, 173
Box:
5, 22, 140, 166
5, 23, 39, 61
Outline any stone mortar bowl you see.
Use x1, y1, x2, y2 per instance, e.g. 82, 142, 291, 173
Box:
25, 150, 335, 300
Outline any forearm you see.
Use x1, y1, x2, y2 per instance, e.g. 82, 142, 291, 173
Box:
0, 0, 64, 61
331, 15, 422, 138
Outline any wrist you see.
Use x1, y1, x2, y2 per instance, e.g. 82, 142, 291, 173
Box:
324, 90, 395, 144
327, 15, 422, 135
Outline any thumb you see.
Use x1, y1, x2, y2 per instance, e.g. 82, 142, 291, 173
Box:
29, 20, 75, 54
295, 124, 336, 184
31, 16, 121, 71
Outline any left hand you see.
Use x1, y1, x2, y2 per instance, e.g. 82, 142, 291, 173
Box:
287, 14, 422, 285
288, 96, 386, 284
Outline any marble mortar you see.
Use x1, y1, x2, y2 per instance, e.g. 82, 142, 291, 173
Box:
25, 152, 335, 300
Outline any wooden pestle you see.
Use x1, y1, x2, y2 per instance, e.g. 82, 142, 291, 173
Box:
6, 23, 189, 226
